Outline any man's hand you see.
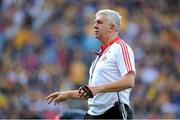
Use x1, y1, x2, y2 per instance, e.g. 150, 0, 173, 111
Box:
46, 91, 70, 105
78, 85, 100, 99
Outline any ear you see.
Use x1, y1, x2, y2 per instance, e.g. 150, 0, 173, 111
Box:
109, 24, 115, 32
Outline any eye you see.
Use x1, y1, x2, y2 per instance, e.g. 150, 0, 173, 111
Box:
97, 20, 103, 24
95, 20, 103, 24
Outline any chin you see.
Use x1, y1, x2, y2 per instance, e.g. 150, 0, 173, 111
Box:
94, 35, 98, 38
95, 36, 100, 39
94, 34, 102, 40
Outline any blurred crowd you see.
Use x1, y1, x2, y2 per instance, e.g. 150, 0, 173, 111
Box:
0, 0, 179, 119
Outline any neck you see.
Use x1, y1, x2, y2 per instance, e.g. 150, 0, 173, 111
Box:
102, 34, 118, 45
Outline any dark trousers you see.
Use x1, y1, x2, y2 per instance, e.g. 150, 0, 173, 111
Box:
84, 102, 133, 119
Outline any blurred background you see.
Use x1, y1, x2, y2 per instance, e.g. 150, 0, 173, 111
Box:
0, 0, 179, 119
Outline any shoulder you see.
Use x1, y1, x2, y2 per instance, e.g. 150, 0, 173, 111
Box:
114, 39, 132, 50
114, 39, 134, 55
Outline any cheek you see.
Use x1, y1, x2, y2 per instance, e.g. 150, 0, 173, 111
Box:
100, 26, 109, 33
103, 27, 109, 34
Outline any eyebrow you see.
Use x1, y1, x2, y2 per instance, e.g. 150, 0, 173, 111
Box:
95, 20, 103, 24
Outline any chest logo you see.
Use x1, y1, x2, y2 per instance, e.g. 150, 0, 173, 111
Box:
101, 55, 107, 62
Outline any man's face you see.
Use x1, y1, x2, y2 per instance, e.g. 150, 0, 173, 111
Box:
94, 14, 110, 40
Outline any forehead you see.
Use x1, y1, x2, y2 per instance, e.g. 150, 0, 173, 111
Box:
95, 14, 108, 22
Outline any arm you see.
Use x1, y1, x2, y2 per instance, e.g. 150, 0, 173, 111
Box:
89, 71, 135, 96
48, 72, 135, 102
66, 90, 82, 99
46, 90, 87, 105
78, 43, 136, 98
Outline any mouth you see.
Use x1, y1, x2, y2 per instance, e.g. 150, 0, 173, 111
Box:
95, 30, 98, 34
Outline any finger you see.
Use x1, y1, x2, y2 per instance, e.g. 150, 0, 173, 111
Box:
46, 96, 51, 101
78, 87, 83, 95
84, 95, 89, 100
79, 91, 86, 98
46, 92, 59, 100
82, 86, 93, 98
52, 95, 61, 105
81, 94, 89, 100
46, 94, 56, 101
47, 96, 57, 103
46, 96, 53, 101
78, 87, 81, 93
54, 99, 61, 105
47, 97, 55, 104
80, 87, 89, 98
79, 90, 84, 97
47, 96, 58, 104
47, 93, 60, 104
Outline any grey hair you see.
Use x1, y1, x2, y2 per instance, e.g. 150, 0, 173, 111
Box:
96, 9, 121, 32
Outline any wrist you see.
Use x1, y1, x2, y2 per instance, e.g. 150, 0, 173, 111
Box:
97, 85, 104, 93
66, 90, 76, 99
91, 85, 103, 95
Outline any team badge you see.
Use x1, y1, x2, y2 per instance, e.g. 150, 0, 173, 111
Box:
101, 55, 107, 62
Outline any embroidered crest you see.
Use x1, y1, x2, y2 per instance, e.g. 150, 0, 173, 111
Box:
101, 55, 107, 62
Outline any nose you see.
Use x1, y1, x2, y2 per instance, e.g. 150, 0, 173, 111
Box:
94, 23, 98, 29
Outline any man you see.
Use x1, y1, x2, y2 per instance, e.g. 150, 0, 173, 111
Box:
46, 9, 135, 119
